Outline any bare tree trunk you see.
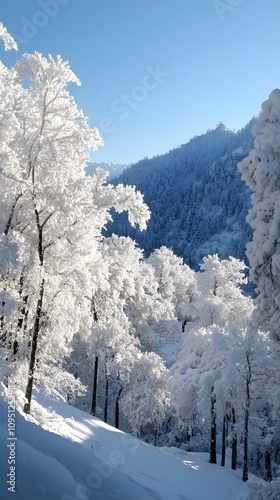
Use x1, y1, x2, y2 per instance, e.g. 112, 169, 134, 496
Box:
14, 293, 29, 356
104, 362, 109, 423
23, 277, 45, 414
1, 193, 23, 345
115, 384, 122, 429
91, 355, 99, 416
23, 163, 46, 415
154, 429, 158, 447
182, 319, 187, 332
11, 270, 28, 361
242, 404, 249, 482
264, 450, 272, 482
231, 406, 237, 470
225, 402, 230, 438
221, 414, 226, 467
0, 268, 11, 341
242, 354, 251, 482
209, 390, 217, 464
0, 299, 6, 344
4, 192, 22, 237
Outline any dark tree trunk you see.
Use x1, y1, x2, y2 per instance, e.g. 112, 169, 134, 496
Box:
0, 270, 10, 340
12, 271, 29, 361
225, 402, 230, 438
91, 355, 99, 416
221, 414, 226, 467
13, 339, 19, 357
256, 450, 263, 475
242, 405, 249, 482
23, 178, 45, 415
13, 293, 29, 360
4, 192, 22, 237
242, 355, 251, 483
91, 296, 98, 322
115, 385, 122, 429
154, 429, 158, 447
17, 293, 29, 334
0, 300, 5, 336
1, 195, 22, 343
209, 390, 217, 464
264, 450, 272, 482
231, 406, 237, 470
23, 277, 45, 414
104, 365, 109, 423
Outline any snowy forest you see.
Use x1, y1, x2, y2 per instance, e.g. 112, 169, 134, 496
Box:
107, 122, 254, 268
1, 23, 280, 499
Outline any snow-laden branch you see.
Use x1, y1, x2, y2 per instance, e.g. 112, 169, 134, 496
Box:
0, 23, 17, 51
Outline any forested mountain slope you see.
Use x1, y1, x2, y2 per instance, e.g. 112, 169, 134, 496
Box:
107, 123, 254, 268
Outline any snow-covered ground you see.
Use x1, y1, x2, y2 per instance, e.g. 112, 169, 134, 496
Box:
0, 392, 247, 500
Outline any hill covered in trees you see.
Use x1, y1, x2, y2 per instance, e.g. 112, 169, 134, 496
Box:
107, 123, 254, 268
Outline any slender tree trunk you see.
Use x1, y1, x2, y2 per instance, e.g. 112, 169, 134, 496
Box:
221, 414, 226, 467
91, 355, 99, 416
209, 390, 217, 464
115, 385, 122, 429
0, 300, 5, 336
182, 319, 187, 333
242, 404, 249, 482
225, 402, 230, 438
242, 356, 251, 483
104, 363, 109, 423
12, 271, 28, 360
264, 450, 272, 482
23, 168, 46, 415
12, 293, 29, 360
12, 339, 19, 358
256, 449, 263, 475
23, 277, 45, 414
91, 296, 98, 322
4, 192, 22, 237
17, 293, 29, 334
0, 300, 6, 344
0, 268, 11, 341
1, 195, 22, 342
231, 406, 237, 470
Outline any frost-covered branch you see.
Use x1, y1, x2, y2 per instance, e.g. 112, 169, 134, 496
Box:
0, 23, 17, 51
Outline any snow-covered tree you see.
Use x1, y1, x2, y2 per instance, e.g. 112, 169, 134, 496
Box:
246, 476, 280, 499
147, 246, 197, 327
171, 326, 231, 462
171, 323, 274, 478
121, 350, 171, 440
238, 89, 280, 341
185, 254, 253, 329
0, 42, 150, 414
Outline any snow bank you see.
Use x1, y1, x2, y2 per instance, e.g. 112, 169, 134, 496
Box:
0, 393, 247, 499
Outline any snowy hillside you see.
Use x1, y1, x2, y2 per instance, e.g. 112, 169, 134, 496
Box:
0, 393, 247, 500
107, 123, 254, 268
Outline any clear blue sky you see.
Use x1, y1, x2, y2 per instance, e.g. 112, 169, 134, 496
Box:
1, 0, 280, 164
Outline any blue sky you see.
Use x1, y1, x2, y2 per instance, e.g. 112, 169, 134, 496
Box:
1, 0, 280, 164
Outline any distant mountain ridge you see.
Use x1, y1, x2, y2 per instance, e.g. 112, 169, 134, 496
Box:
105, 122, 254, 269
86, 162, 130, 181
